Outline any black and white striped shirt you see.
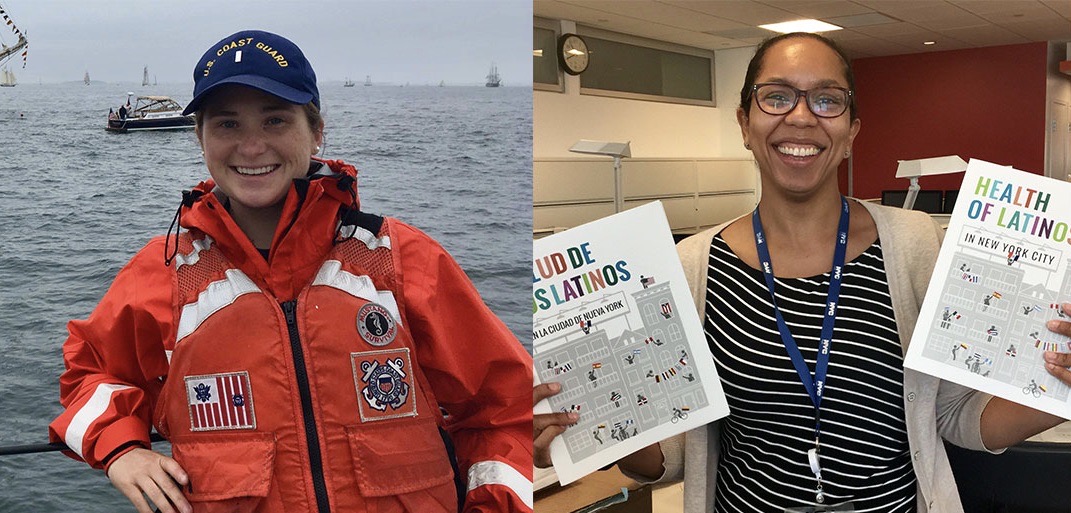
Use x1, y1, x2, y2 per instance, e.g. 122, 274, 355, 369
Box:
706, 235, 916, 513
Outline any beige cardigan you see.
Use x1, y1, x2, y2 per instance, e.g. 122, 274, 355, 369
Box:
622, 199, 993, 513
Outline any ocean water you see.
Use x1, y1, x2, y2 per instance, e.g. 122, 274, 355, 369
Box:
0, 82, 532, 511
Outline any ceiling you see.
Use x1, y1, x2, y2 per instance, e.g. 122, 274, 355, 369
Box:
534, 0, 1071, 59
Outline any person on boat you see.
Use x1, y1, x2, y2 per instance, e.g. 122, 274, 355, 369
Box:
50, 29, 532, 513
118, 103, 127, 120
534, 32, 1071, 512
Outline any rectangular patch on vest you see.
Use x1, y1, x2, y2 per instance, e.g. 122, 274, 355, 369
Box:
185, 371, 256, 431
351, 348, 418, 422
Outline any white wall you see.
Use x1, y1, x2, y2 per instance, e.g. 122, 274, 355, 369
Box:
534, 46, 757, 160
1045, 42, 1071, 180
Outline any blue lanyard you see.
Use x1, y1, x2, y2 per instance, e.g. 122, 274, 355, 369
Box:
751, 197, 849, 504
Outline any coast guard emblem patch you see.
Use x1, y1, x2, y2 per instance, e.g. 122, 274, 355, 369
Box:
352, 348, 417, 422
357, 302, 397, 347
184, 371, 256, 431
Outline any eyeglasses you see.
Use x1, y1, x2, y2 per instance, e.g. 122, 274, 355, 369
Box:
749, 82, 852, 118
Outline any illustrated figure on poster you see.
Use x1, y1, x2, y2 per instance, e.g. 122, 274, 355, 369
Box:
610, 420, 635, 441
580, 319, 593, 335
560, 404, 581, 414
640, 275, 655, 289
1007, 250, 1020, 265
982, 295, 993, 312
636, 394, 648, 406
940, 307, 958, 329
986, 326, 999, 343
669, 407, 689, 423
964, 353, 987, 374
1023, 379, 1044, 398
952, 343, 962, 360
1006, 344, 1017, 357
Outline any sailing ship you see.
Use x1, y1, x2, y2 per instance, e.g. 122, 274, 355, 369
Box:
0, 3, 29, 87
343, 77, 355, 87
84, 70, 90, 85
364, 75, 372, 86
142, 66, 150, 86
485, 63, 501, 87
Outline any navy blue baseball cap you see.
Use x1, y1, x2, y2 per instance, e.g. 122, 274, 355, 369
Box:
183, 30, 319, 115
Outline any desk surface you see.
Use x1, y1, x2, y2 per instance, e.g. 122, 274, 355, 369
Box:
535, 467, 641, 513
1028, 420, 1071, 443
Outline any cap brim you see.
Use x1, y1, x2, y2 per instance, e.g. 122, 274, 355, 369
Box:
183, 74, 315, 115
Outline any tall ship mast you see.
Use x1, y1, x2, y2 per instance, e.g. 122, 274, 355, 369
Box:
485, 63, 501, 88
0, 3, 29, 87
0, 68, 15, 87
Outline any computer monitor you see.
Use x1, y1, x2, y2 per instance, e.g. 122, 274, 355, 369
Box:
880, 190, 943, 214
947, 440, 1071, 512
943, 190, 960, 214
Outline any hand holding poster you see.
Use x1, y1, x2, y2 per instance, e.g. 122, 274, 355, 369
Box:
533, 201, 729, 485
905, 159, 1071, 419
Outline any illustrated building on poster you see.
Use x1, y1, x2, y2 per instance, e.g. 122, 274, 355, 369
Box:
918, 240, 1070, 400
535, 280, 711, 462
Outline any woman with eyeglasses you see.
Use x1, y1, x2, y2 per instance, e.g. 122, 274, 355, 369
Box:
535, 32, 1071, 512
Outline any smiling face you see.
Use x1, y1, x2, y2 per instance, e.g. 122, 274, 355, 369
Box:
737, 37, 861, 201
197, 85, 323, 217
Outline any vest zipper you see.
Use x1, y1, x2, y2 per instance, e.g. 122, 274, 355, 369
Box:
281, 299, 331, 513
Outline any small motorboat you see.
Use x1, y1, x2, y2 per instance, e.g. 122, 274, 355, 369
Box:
106, 93, 195, 133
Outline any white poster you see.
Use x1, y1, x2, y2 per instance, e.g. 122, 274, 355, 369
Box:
905, 159, 1071, 419
533, 201, 729, 485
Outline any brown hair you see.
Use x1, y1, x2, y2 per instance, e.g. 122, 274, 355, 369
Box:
739, 32, 857, 120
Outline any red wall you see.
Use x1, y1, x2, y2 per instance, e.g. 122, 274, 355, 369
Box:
844, 42, 1048, 199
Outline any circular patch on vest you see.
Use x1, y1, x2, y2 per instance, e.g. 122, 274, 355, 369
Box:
357, 302, 397, 346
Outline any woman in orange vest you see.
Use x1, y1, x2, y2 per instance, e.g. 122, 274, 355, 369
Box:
50, 30, 532, 513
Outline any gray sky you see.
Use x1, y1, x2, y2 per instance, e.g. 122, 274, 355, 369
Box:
0, 0, 531, 86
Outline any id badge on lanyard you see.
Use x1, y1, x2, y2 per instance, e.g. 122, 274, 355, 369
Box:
753, 197, 850, 506
784, 503, 856, 513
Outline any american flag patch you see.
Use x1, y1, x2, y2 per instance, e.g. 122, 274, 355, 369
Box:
185, 372, 256, 431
